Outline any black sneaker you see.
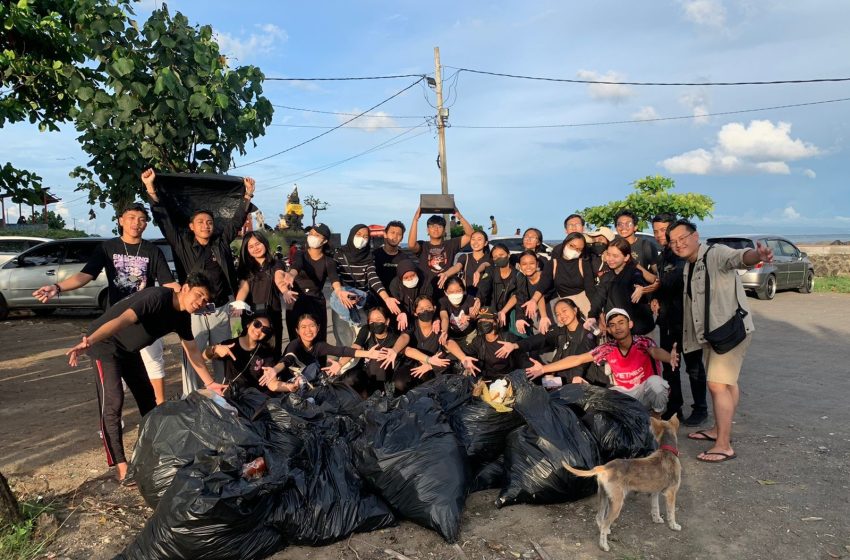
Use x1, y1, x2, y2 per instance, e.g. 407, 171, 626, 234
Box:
683, 412, 708, 426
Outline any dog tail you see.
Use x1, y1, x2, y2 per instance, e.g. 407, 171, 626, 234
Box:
561, 461, 605, 478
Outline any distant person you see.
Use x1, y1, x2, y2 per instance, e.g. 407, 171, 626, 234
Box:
255, 209, 265, 230
514, 227, 521, 236
490, 215, 498, 235
669, 219, 772, 463
278, 214, 287, 230
287, 240, 297, 266
17, 215, 26, 225
564, 213, 586, 235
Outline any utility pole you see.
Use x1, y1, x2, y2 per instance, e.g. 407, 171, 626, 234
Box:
433, 47, 450, 238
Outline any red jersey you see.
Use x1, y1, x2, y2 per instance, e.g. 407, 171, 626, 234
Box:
590, 335, 661, 390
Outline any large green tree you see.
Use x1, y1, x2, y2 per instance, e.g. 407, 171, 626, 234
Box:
578, 175, 714, 230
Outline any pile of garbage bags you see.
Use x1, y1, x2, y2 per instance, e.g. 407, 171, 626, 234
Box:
115, 372, 657, 560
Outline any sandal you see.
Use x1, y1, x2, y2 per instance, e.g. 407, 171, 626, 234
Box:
119, 478, 137, 488
696, 451, 737, 463
687, 430, 717, 442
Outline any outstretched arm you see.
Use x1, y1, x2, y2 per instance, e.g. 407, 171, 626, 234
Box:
408, 206, 421, 255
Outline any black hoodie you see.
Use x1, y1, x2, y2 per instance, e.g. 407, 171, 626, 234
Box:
389, 259, 433, 319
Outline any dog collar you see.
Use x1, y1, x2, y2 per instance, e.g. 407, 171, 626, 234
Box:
660, 444, 679, 457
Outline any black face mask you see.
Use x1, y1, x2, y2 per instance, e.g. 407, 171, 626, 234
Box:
588, 242, 608, 256
417, 310, 435, 323
477, 321, 496, 335
493, 257, 510, 268
368, 322, 388, 335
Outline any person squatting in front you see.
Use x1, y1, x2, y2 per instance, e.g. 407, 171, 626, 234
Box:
64, 272, 226, 483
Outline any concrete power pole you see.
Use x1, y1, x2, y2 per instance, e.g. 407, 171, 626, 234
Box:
433, 47, 450, 236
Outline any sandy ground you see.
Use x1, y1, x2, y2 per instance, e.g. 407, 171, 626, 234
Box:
1, 292, 849, 560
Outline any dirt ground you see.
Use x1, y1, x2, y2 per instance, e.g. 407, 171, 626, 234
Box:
1, 293, 849, 560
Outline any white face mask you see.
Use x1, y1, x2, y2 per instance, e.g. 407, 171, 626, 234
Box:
352, 236, 369, 250
447, 293, 464, 305
402, 277, 419, 289
563, 247, 581, 260
307, 235, 324, 249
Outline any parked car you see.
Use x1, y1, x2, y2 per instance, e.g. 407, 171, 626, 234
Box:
0, 237, 177, 319
706, 234, 814, 300
486, 236, 554, 260
0, 236, 50, 266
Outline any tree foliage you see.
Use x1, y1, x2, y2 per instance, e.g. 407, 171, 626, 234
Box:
303, 195, 328, 227
578, 175, 714, 230
28, 209, 66, 229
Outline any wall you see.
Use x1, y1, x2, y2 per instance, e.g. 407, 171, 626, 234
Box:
799, 245, 850, 277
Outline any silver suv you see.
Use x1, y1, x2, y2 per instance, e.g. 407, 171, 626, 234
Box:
706, 235, 814, 300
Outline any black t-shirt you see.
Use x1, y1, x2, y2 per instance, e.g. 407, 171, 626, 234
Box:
415, 237, 463, 277
243, 260, 284, 311
279, 339, 356, 378
88, 287, 193, 357
81, 238, 174, 306
291, 251, 339, 297
354, 328, 405, 381
409, 321, 443, 356
456, 252, 491, 289
438, 294, 477, 338
629, 236, 661, 271
589, 263, 654, 336
195, 244, 231, 306
372, 247, 411, 290
459, 332, 526, 379
476, 267, 517, 311
218, 336, 276, 392
517, 325, 596, 379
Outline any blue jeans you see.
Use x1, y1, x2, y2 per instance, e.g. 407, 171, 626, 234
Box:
329, 287, 368, 346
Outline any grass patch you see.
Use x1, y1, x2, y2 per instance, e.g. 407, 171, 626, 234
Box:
814, 276, 850, 294
0, 500, 56, 560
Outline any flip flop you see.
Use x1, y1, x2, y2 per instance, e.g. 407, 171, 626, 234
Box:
697, 451, 737, 463
119, 478, 137, 488
687, 430, 717, 442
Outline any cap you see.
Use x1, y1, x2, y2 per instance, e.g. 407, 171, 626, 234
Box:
477, 307, 497, 321
605, 308, 631, 322
310, 223, 332, 240
584, 226, 615, 243
426, 215, 447, 227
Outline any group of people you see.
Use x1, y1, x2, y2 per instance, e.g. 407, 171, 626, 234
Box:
36, 169, 771, 482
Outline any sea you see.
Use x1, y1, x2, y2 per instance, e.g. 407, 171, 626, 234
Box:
546, 232, 850, 246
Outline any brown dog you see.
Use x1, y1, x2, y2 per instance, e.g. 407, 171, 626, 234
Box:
563, 416, 682, 552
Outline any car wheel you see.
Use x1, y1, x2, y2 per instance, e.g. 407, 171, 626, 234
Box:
32, 308, 56, 317
0, 295, 8, 321
757, 274, 777, 300
799, 270, 814, 294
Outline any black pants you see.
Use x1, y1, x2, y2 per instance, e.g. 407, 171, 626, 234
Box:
659, 327, 707, 419
93, 350, 157, 466
286, 294, 327, 343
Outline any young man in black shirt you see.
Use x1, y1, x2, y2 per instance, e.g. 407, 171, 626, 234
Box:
614, 209, 662, 274
33, 203, 179, 404
373, 220, 413, 290
65, 272, 225, 482
407, 205, 473, 292
142, 168, 255, 397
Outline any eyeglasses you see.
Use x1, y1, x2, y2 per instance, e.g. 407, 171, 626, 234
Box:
252, 320, 273, 336
668, 231, 696, 247
615, 221, 634, 228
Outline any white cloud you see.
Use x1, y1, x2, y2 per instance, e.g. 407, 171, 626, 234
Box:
782, 206, 801, 220
337, 110, 399, 132
680, 0, 727, 28
679, 89, 710, 125
53, 201, 71, 219
660, 120, 821, 175
836, 216, 850, 222
214, 24, 287, 62
576, 70, 634, 103
803, 169, 817, 179
632, 106, 659, 121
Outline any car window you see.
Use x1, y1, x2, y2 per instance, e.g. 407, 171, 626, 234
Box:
497, 239, 525, 252
706, 238, 755, 250
778, 240, 799, 258
18, 244, 64, 267
153, 242, 174, 263
63, 241, 100, 264
765, 239, 783, 256
0, 240, 29, 253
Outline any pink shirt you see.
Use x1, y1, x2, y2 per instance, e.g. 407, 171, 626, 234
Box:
590, 335, 661, 390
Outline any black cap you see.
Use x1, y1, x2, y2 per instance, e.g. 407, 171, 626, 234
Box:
310, 222, 332, 240
426, 215, 447, 227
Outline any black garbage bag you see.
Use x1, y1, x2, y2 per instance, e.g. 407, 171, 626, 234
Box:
468, 456, 506, 493
127, 391, 266, 508
115, 447, 286, 560
449, 399, 524, 468
271, 415, 395, 545
354, 394, 467, 543
497, 372, 600, 507
406, 374, 473, 413
555, 384, 656, 462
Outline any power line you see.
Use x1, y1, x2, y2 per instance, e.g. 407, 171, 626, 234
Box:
265, 73, 427, 82
271, 104, 428, 119
448, 97, 850, 129
447, 66, 850, 86
268, 123, 426, 129
231, 77, 425, 169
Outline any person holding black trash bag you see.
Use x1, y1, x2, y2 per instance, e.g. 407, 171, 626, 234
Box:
142, 168, 255, 397
668, 219, 772, 463
64, 272, 226, 483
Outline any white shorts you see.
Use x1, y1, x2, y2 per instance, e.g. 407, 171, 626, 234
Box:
140, 338, 166, 380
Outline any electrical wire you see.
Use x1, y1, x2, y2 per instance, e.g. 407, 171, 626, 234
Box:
265, 73, 427, 81
231, 77, 425, 169
271, 104, 429, 119
268, 122, 426, 129
447, 66, 850, 86
448, 97, 850, 129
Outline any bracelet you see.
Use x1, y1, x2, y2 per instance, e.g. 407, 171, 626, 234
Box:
425, 356, 431, 366
54, 283, 62, 293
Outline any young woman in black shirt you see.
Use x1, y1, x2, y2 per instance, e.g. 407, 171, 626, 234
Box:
388, 260, 433, 332
340, 307, 410, 395
476, 243, 518, 332
403, 295, 452, 384
438, 276, 481, 345
443, 230, 491, 294
205, 313, 279, 394
514, 250, 552, 337
535, 232, 596, 318
444, 308, 531, 379
509, 227, 548, 270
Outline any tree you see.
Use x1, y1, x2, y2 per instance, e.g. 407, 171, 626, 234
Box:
578, 175, 714, 230
303, 195, 328, 227
29, 209, 66, 229
450, 223, 483, 238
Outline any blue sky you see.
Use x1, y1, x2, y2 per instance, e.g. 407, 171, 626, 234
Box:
2, 0, 849, 239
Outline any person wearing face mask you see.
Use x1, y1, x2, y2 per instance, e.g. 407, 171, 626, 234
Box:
531, 232, 596, 320
583, 227, 616, 285
403, 295, 452, 386
514, 250, 553, 337
439, 277, 481, 346
279, 223, 344, 343
442, 229, 491, 294
586, 237, 657, 337
444, 308, 530, 379
496, 298, 603, 386
331, 224, 401, 347
340, 306, 410, 395
475, 243, 518, 331
388, 260, 433, 331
